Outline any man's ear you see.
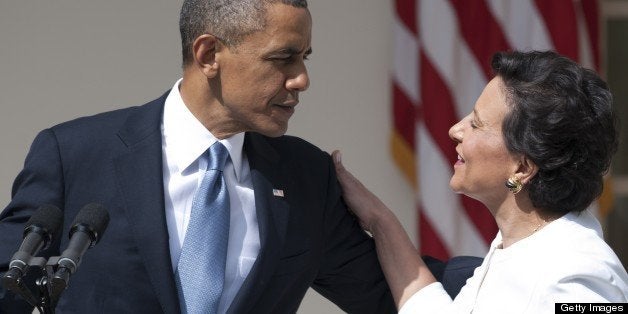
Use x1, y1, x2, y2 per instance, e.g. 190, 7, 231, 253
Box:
516, 155, 538, 185
192, 34, 221, 78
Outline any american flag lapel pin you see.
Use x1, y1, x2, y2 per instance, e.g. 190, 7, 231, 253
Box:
272, 189, 284, 197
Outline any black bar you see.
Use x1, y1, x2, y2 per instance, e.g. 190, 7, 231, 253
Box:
556, 303, 626, 313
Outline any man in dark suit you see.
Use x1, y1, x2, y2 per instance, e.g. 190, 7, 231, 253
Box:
1, 1, 482, 313
0, 1, 397, 313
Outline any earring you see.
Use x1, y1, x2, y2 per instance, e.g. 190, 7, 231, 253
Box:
505, 176, 523, 194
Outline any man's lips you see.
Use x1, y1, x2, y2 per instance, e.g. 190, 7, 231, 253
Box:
273, 103, 296, 115
275, 103, 295, 109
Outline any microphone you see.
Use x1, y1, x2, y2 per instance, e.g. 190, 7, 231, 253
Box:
5, 205, 63, 277
2, 205, 63, 307
51, 203, 109, 298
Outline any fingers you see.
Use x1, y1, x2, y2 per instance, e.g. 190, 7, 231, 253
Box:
332, 150, 353, 185
331, 150, 371, 205
332, 150, 344, 172
332, 150, 359, 189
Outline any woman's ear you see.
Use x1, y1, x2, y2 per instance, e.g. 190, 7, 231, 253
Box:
516, 156, 538, 185
192, 34, 221, 78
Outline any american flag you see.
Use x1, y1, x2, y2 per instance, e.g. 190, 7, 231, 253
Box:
391, 0, 603, 260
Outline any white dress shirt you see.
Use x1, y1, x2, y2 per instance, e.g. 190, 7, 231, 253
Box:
161, 79, 260, 312
400, 210, 628, 314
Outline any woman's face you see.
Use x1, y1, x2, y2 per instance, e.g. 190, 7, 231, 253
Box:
448, 77, 520, 205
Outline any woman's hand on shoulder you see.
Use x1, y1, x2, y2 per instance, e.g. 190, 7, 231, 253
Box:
332, 150, 391, 233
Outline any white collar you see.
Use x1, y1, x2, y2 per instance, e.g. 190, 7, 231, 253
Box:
162, 78, 245, 180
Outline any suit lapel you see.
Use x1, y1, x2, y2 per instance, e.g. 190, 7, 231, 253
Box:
113, 93, 181, 314
113, 98, 292, 313
227, 133, 291, 313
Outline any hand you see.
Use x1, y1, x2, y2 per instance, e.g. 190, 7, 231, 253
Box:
333, 151, 437, 308
332, 150, 389, 232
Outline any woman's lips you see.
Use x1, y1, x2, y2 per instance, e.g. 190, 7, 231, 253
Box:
455, 154, 465, 166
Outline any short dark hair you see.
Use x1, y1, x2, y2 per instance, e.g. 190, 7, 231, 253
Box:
492, 50, 619, 214
179, 0, 308, 67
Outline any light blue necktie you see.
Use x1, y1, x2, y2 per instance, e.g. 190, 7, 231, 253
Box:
176, 142, 230, 314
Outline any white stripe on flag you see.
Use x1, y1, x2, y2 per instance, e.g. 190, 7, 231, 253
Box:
486, 0, 553, 51
393, 19, 420, 104
419, 0, 487, 118
575, 2, 594, 70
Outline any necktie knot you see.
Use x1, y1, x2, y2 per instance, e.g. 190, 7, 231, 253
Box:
208, 142, 229, 171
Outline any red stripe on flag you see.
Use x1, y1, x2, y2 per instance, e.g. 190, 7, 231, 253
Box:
419, 52, 458, 164
393, 82, 417, 150
449, 0, 512, 78
534, 0, 579, 61
419, 210, 450, 260
395, 0, 418, 35
580, 0, 600, 70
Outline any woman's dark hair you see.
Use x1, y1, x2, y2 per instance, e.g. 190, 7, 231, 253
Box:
492, 50, 619, 214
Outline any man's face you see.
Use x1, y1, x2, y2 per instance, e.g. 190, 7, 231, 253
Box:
215, 3, 312, 137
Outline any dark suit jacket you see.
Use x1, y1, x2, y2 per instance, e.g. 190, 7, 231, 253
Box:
0, 92, 396, 313
423, 256, 483, 299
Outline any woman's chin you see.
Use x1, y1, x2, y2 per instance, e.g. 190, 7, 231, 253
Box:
449, 182, 469, 196
448, 180, 462, 193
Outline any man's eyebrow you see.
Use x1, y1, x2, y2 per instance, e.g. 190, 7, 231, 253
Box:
273, 47, 312, 55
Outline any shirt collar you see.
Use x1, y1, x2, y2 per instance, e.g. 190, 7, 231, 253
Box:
162, 78, 245, 180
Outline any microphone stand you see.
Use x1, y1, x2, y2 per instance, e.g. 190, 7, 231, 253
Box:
3, 204, 108, 313
2, 269, 42, 312
36, 274, 54, 314
1, 254, 47, 313
1, 255, 69, 314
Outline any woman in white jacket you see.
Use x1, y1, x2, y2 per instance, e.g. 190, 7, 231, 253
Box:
333, 50, 628, 313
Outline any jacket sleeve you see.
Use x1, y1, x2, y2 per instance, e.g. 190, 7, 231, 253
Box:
310, 154, 397, 314
0, 129, 65, 313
